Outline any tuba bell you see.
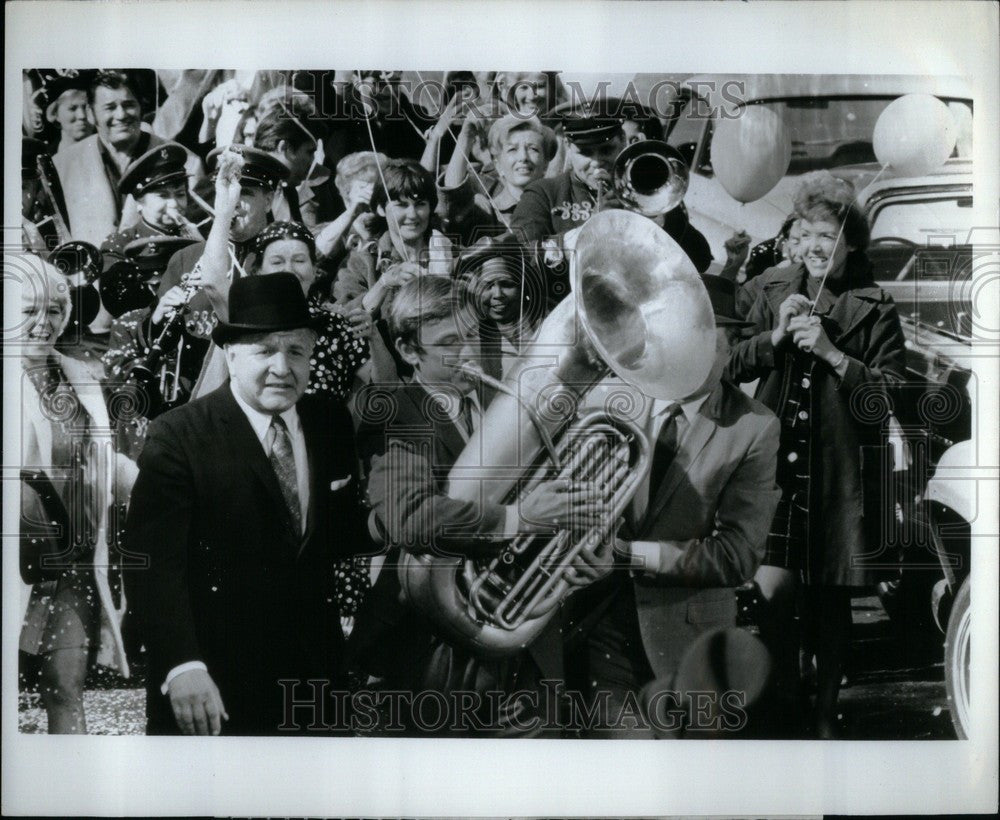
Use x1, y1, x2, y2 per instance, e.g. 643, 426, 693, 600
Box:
612, 139, 690, 217
397, 210, 717, 657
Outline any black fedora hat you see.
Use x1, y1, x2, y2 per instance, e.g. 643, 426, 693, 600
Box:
212, 273, 323, 346
699, 273, 754, 328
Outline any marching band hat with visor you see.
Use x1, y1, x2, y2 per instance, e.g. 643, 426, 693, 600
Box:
553, 100, 624, 148
124, 235, 200, 272
206, 144, 289, 191
119, 142, 189, 198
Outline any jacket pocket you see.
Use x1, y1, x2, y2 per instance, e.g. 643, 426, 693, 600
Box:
686, 595, 737, 625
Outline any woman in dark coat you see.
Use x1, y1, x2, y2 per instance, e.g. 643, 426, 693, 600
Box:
727, 172, 906, 737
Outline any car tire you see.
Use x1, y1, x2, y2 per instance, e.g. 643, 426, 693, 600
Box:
943, 576, 970, 739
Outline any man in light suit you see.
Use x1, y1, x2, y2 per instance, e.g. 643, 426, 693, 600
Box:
125, 272, 368, 735
566, 274, 782, 737
53, 71, 203, 246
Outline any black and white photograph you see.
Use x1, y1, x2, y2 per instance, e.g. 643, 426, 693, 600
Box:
4, 0, 998, 816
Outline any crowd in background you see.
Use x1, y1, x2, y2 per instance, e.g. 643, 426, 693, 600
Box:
18, 68, 909, 739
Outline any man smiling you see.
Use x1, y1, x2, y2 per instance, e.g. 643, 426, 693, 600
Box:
54, 71, 203, 245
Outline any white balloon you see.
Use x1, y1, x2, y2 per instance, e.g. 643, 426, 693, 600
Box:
711, 106, 792, 204
873, 94, 958, 177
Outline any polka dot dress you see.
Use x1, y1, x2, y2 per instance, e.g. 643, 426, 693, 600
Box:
305, 299, 372, 630
305, 300, 369, 402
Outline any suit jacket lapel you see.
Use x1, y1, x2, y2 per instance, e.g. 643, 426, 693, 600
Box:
639, 383, 723, 536
400, 382, 467, 464
213, 384, 297, 544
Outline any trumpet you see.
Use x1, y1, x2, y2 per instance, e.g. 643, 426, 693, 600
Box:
160, 207, 205, 241
612, 140, 690, 217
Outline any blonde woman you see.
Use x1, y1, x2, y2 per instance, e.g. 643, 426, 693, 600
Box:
19, 255, 137, 732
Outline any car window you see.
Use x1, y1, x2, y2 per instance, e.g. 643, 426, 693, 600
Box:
870, 196, 974, 246
754, 97, 973, 173
665, 90, 711, 173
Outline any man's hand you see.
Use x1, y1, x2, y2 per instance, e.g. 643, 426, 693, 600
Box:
720, 230, 751, 281
788, 314, 836, 360
346, 179, 375, 214
151, 284, 192, 324
518, 479, 604, 534
167, 668, 228, 736
345, 307, 374, 340
213, 147, 246, 218
562, 536, 627, 587
771, 294, 812, 347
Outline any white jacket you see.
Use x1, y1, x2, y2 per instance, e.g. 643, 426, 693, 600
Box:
20, 353, 138, 675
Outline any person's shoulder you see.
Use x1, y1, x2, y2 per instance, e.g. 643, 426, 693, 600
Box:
718, 380, 778, 430
847, 280, 896, 307
299, 392, 352, 427
523, 172, 568, 197
357, 380, 422, 424
60, 133, 100, 161
171, 240, 206, 264
149, 385, 228, 436
758, 262, 801, 287
158, 240, 207, 296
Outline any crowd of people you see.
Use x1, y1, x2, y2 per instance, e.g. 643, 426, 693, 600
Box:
18, 68, 908, 739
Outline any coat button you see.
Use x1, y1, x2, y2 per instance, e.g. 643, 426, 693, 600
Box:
787, 451, 799, 463
798, 410, 809, 421
801, 377, 811, 388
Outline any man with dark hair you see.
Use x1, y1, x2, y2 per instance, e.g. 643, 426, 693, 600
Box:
53, 70, 203, 245
253, 95, 333, 227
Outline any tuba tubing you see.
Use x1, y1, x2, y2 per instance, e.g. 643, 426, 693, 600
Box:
396, 210, 716, 657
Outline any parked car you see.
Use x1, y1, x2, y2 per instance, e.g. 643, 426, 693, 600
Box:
662, 73, 974, 268
669, 75, 977, 738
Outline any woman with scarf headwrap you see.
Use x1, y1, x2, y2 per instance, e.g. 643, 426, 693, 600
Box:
726, 172, 906, 738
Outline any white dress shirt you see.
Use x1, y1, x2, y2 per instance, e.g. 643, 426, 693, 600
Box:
161, 384, 311, 695
413, 375, 482, 442
229, 382, 311, 527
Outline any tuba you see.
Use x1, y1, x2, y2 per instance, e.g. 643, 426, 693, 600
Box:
397, 210, 717, 656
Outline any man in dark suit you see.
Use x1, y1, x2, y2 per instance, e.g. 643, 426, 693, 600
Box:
566, 274, 782, 737
126, 272, 368, 735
